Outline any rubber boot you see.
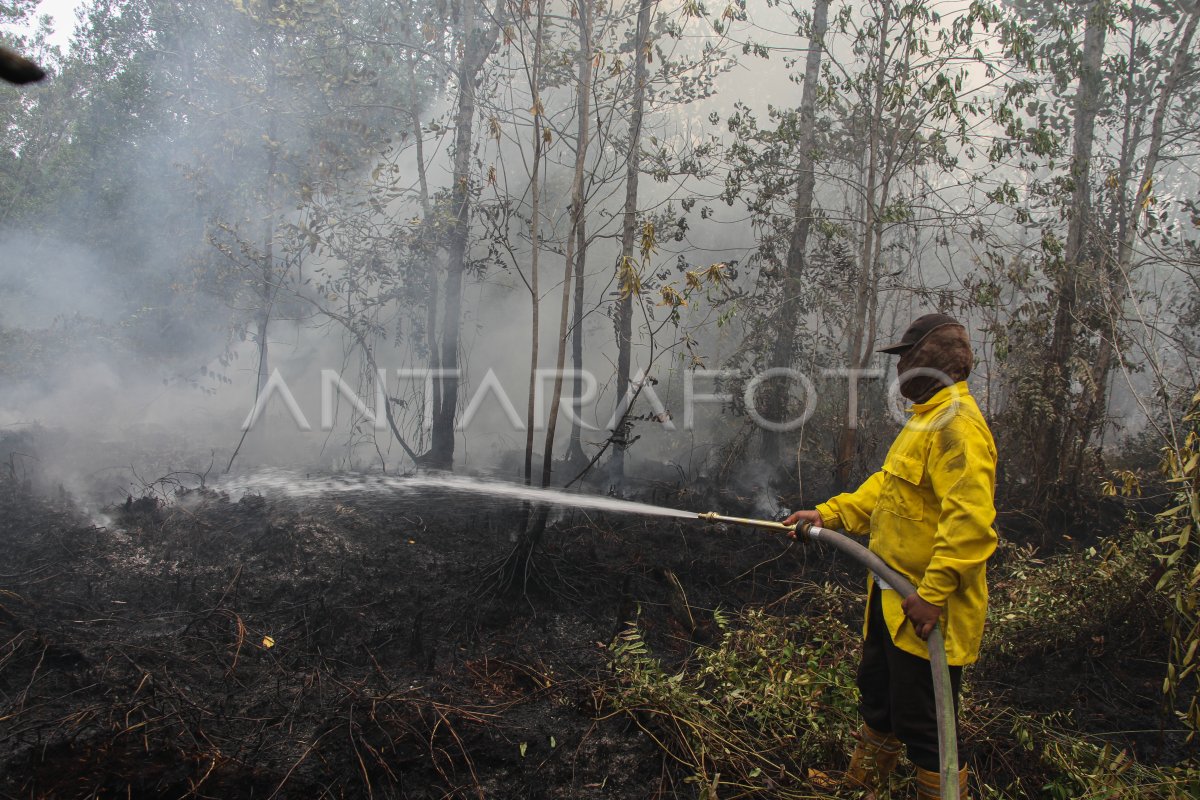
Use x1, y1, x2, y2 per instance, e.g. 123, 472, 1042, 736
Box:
844, 724, 902, 798
915, 764, 969, 800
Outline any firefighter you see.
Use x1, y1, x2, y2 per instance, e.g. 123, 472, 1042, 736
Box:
785, 313, 997, 799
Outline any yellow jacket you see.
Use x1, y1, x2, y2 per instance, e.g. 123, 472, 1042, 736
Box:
815, 382, 998, 665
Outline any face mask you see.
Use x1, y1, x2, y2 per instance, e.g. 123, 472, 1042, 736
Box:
894, 324, 972, 403
896, 347, 947, 403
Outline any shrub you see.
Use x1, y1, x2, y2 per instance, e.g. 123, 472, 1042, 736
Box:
603, 592, 859, 797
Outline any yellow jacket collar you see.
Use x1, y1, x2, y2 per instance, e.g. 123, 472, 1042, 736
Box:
909, 381, 971, 414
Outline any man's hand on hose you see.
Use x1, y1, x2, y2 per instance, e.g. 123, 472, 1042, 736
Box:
902, 593, 943, 640
782, 510, 823, 542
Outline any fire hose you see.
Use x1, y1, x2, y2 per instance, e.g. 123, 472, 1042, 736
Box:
697, 512, 960, 800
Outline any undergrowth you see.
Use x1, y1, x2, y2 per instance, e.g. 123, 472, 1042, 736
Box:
970, 708, 1199, 799
983, 531, 1157, 665
1157, 388, 1200, 740
602, 587, 860, 798
602, 534, 1198, 799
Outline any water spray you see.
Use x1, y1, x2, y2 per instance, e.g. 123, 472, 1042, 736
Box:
696, 512, 960, 800
220, 471, 959, 797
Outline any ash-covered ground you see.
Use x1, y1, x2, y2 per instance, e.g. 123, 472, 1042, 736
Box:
0, 431, 1188, 798
0, 452, 824, 799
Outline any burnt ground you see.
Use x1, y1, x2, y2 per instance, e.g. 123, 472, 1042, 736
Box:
0, 471, 842, 800
0, 465, 1190, 798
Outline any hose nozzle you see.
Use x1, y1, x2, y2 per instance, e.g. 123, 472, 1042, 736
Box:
696, 511, 797, 534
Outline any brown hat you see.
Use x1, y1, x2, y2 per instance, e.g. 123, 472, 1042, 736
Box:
878, 313, 963, 355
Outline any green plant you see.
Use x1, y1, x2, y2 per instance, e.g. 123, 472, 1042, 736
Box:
1157, 388, 1200, 741
983, 532, 1154, 665
603, 598, 859, 797
1000, 710, 1199, 799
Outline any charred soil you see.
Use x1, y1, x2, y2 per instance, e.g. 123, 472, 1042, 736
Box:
0, 469, 1187, 798
0, 473, 825, 799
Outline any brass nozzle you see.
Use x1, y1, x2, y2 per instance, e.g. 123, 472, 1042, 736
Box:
696, 511, 796, 533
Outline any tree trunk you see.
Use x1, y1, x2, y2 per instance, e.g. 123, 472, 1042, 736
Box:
543, 0, 593, 488
429, 0, 486, 470
761, 0, 828, 466
834, 0, 892, 491
567, 9, 594, 467
504, 0, 591, 592
611, 0, 653, 481
1038, 0, 1107, 497
254, 35, 281, 434
409, 51, 440, 444
523, 0, 548, 485
1070, 0, 1200, 471
566, 189, 589, 466
256, 214, 274, 398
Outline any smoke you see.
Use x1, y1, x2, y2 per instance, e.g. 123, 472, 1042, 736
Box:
0, 4, 762, 499
0, 235, 119, 327
8, 0, 1159, 510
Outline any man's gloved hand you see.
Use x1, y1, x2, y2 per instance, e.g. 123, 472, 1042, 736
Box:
901, 593, 943, 640
782, 510, 823, 542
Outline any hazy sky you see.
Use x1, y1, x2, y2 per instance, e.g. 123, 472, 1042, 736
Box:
37, 0, 80, 45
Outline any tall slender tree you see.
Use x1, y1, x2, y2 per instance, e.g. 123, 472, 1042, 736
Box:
428, 0, 501, 469
610, 0, 654, 481
760, 0, 829, 466
1034, 0, 1109, 499
542, 0, 595, 487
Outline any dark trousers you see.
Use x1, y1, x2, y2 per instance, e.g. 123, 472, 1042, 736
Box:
857, 588, 963, 772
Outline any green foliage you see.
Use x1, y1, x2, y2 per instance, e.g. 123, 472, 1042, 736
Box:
983, 532, 1153, 665
994, 709, 1200, 799
970, 521, 1200, 795
604, 599, 859, 797
603, 560, 1197, 798
1157, 388, 1200, 740
981, 0, 1200, 513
